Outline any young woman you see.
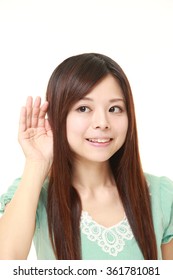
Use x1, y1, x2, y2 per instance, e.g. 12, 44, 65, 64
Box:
0, 53, 173, 260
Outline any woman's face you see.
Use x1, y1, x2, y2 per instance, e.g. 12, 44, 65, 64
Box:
66, 74, 128, 164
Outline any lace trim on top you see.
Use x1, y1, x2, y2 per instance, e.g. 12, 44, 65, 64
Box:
80, 211, 134, 257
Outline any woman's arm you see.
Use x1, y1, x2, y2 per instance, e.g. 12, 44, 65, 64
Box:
0, 97, 53, 259
161, 239, 173, 260
0, 161, 49, 259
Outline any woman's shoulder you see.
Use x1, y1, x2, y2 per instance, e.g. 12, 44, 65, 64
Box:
145, 173, 173, 196
145, 173, 173, 245
145, 173, 173, 209
0, 177, 49, 214
145, 173, 173, 232
0, 178, 21, 213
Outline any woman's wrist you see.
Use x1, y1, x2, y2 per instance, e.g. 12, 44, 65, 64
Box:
19, 159, 51, 193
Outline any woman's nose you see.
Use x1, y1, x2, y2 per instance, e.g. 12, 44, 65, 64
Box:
91, 110, 110, 130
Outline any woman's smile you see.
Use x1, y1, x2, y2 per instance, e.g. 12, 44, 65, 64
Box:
85, 138, 113, 147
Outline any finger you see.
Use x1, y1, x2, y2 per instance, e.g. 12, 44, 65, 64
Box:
26, 96, 33, 128
31, 96, 41, 128
37, 101, 49, 127
19, 106, 27, 133
45, 119, 52, 134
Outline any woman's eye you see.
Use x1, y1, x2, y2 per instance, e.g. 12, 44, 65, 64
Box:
109, 106, 122, 113
77, 106, 90, 113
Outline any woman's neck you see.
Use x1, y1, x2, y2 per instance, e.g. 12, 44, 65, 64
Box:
72, 159, 115, 192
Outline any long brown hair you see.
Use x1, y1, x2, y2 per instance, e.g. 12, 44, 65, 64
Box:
46, 53, 157, 259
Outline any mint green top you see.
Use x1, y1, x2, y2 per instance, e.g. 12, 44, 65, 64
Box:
0, 174, 173, 260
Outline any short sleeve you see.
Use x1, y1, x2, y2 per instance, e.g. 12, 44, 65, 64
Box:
0, 178, 21, 214
160, 176, 173, 244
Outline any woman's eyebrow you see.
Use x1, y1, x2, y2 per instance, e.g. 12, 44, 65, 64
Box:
109, 98, 125, 103
80, 97, 125, 103
80, 97, 93, 101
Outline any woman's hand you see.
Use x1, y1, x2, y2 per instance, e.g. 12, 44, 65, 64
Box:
18, 96, 53, 168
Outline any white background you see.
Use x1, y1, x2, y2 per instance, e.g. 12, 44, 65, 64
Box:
0, 0, 173, 259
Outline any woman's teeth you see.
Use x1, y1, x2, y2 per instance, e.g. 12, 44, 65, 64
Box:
87, 138, 111, 143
